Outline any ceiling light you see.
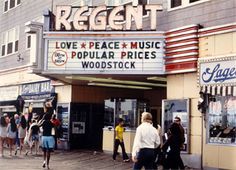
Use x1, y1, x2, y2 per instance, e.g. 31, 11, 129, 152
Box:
147, 76, 167, 82
88, 83, 152, 90
66, 76, 166, 87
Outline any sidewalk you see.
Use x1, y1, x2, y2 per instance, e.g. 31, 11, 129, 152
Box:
0, 150, 133, 170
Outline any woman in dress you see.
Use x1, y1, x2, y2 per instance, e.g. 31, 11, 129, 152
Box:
7, 117, 17, 156
0, 115, 8, 157
28, 119, 40, 155
18, 114, 27, 155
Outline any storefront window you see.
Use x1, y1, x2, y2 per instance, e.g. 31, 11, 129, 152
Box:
104, 99, 148, 130
208, 96, 236, 145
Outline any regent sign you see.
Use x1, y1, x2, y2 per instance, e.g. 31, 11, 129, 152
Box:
45, 33, 165, 74
199, 57, 236, 86
55, 5, 163, 31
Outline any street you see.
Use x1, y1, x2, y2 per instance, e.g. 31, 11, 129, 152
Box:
0, 150, 133, 170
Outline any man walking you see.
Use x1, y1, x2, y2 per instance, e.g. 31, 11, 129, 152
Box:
132, 112, 160, 170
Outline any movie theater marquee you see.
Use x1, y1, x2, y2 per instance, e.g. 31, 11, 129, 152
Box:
43, 5, 165, 75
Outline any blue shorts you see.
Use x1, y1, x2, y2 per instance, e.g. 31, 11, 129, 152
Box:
42, 136, 55, 152
32, 134, 39, 141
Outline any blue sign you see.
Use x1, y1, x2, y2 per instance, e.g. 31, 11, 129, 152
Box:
21, 81, 53, 96
199, 57, 236, 86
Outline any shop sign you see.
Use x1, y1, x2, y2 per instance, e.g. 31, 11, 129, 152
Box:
55, 5, 163, 31
45, 34, 165, 75
0, 86, 19, 101
21, 81, 53, 99
199, 57, 236, 86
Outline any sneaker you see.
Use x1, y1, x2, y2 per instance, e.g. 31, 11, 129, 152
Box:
25, 151, 29, 156
112, 156, 116, 161
42, 161, 46, 168
123, 159, 130, 162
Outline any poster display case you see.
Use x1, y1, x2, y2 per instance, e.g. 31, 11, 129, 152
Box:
162, 99, 190, 153
57, 103, 70, 150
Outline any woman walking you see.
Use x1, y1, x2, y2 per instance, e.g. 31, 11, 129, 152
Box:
41, 113, 55, 169
0, 115, 8, 157
162, 117, 185, 170
29, 119, 40, 155
18, 114, 27, 155
7, 117, 17, 156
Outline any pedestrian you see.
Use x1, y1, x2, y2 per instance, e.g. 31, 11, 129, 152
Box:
28, 119, 40, 155
112, 118, 130, 162
51, 114, 61, 150
18, 114, 27, 155
154, 124, 164, 168
14, 114, 20, 155
162, 116, 185, 170
132, 112, 160, 170
27, 103, 33, 131
174, 116, 185, 169
7, 117, 17, 156
0, 115, 8, 157
41, 113, 55, 169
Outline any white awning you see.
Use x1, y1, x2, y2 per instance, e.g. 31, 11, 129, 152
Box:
0, 105, 16, 112
200, 85, 236, 96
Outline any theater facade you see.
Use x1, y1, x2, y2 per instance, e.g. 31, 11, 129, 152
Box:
1, 0, 235, 169
28, 4, 167, 154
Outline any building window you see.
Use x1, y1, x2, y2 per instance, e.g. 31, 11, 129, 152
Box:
1, 45, 5, 56
105, 0, 127, 6
3, 0, 21, 13
1, 27, 19, 57
105, 0, 144, 6
26, 35, 31, 49
169, 0, 207, 9
9, 0, 15, 9
71, 0, 92, 6
15, 40, 18, 52
4, 1, 8, 12
190, 0, 200, 2
171, 0, 182, 8
7, 42, 13, 54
